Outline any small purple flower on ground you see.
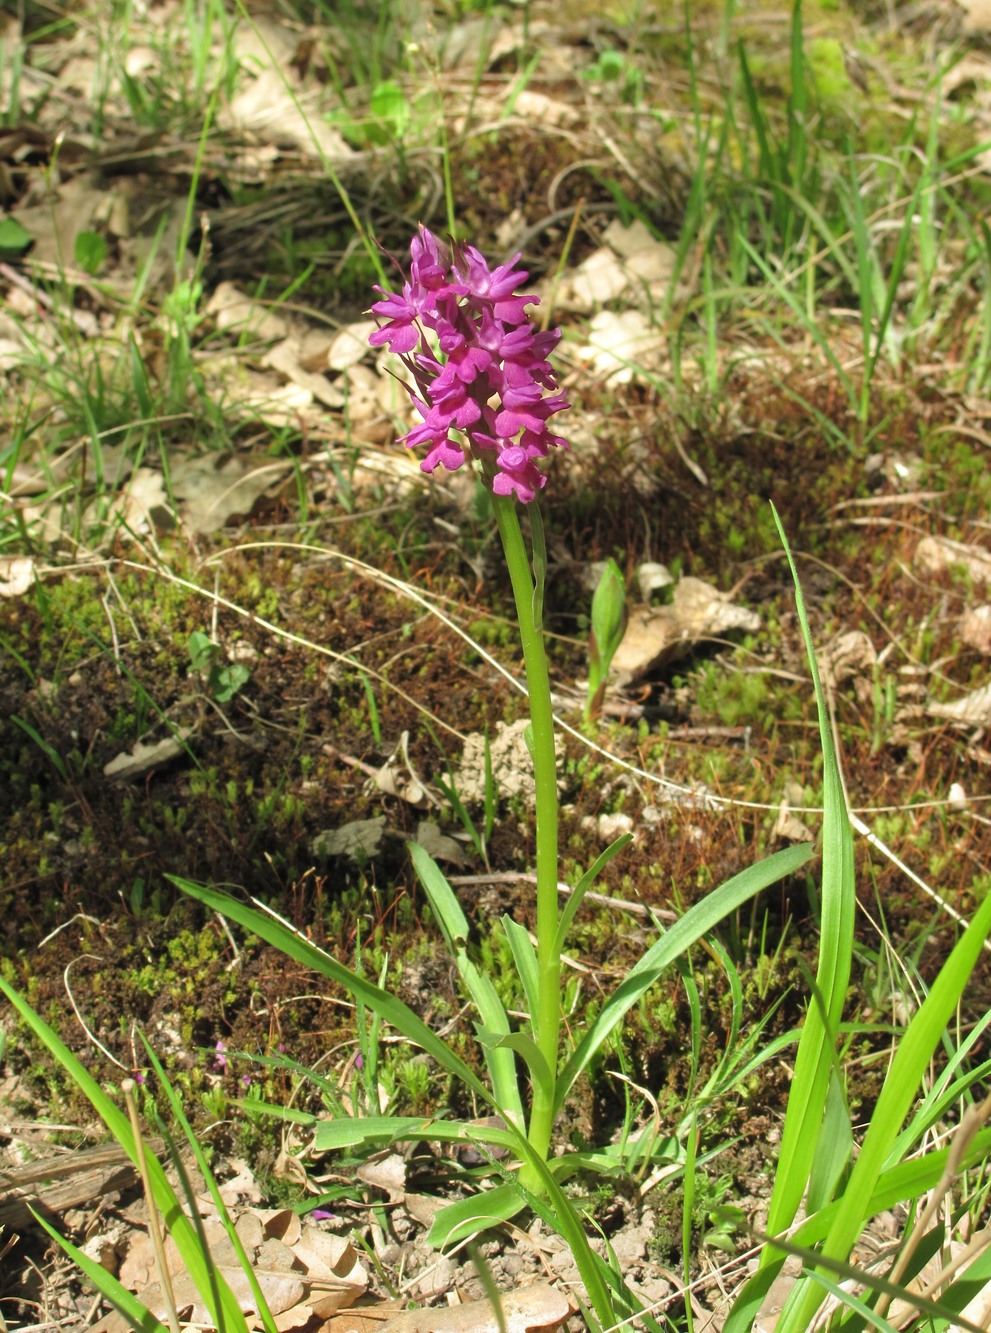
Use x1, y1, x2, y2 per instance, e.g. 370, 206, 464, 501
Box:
213, 1040, 226, 1071
369, 227, 569, 501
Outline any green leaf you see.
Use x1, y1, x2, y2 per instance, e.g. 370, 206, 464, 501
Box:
555, 842, 814, 1112
75, 229, 107, 275
585, 558, 627, 720
476, 1027, 554, 1102
187, 631, 217, 671
211, 662, 250, 702
168, 877, 492, 1106
427, 1183, 525, 1247
369, 79, 410, 140
409, 843, 525, 1128
0, 977, 249, 1333
314, 1115, 527, 1156
501, 915, 539, 1021
32, 1210, 168, 1333
776, 889, 991, 1332
763, 507, 856, 1242
554, 833, 633, 955
0, 215, 32, 254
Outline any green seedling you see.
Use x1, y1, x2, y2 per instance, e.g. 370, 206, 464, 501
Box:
585, 558, 628, 723
187, 631, 250, 703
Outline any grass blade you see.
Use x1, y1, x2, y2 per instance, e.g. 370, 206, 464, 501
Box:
0, 977, 249, 1333
409, 842, 526, 1128
168, 876, 492, 1106
555, 841, 814, 1113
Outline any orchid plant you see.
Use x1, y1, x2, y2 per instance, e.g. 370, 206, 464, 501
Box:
164, 230, 812, 1248
3, 229, 990, 1333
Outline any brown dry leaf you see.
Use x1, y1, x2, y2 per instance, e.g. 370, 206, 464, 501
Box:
220, 65, 354, 165
960, 604, 991, 654
103, 729, 194, 781
327, 322, 379, 372
323, 1298, 407, 1333
927, 682, 991, 728
610, 577, 760, 686
821, 629, 877, 690
12, 173, 111, 272
575, 309, 666, 384
170, 453, 291, 534
376, 1282, 572, 1333
206, 281, 289, 343
0, 555, 35, 597
960, 0, 991, 32
915, 534, 991, 586
104, 1212, 367, 1333
100, 467, 173, 537
263, 338, 346, 409
555, 219, 676, 311
356, 1154, 406, 1203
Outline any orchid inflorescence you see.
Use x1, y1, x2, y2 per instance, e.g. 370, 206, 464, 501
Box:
369, 226, 569, 502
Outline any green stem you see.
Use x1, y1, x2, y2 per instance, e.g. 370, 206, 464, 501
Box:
491, 494, 560, 1190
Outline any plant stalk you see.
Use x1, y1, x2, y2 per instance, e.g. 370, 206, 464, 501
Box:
491, 494, 560, 1189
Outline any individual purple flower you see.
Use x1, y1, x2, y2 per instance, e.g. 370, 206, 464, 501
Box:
369, 226, 568, 501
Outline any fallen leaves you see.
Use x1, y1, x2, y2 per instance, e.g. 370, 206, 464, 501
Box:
94, 1207, 368, 1333
375, 1283, 571, 1333
610, 576, 761, 687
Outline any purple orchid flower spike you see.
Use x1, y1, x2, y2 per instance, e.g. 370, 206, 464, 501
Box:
369, 226, 569, 501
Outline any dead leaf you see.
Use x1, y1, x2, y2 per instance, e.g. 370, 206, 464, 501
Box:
263, 338, 346, 409
313, 817, 388, 862
610, 576, 760, 685
102, 466, 174, 536
12, 174, 110, 273
170, 453, 290, 534
220, 66, 354, 165
106, 1207, 367, 1333
821, 630, 877, 689
103, 730, 193, 781
206, 280, 289, 342
327, 321, 378, 371
356, 1153, 406, 1202
960, 0, 991, 33
915, 534, 991, 586
377, 1282, 572, 1333
414, 821, 466, 868
960, 604, 991, 654
927, 682, 991, 728
556, 219, 676, 311
576, 309, 665, 384
0, 555, 35, 597
369, 730, 431, 806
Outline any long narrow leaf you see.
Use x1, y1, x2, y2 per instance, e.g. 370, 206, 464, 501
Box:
776, 888, 991, 1332
763, 509, 857, 1239
555, 842, 813, 1112
409, 844, 525, 1127
502, 915, 539, 1020
554, 833, 634, 956
168, 877, 492, 1106
0, 977, 249, 1333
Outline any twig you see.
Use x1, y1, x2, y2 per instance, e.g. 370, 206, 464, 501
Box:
121, 1080, 181, 1333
